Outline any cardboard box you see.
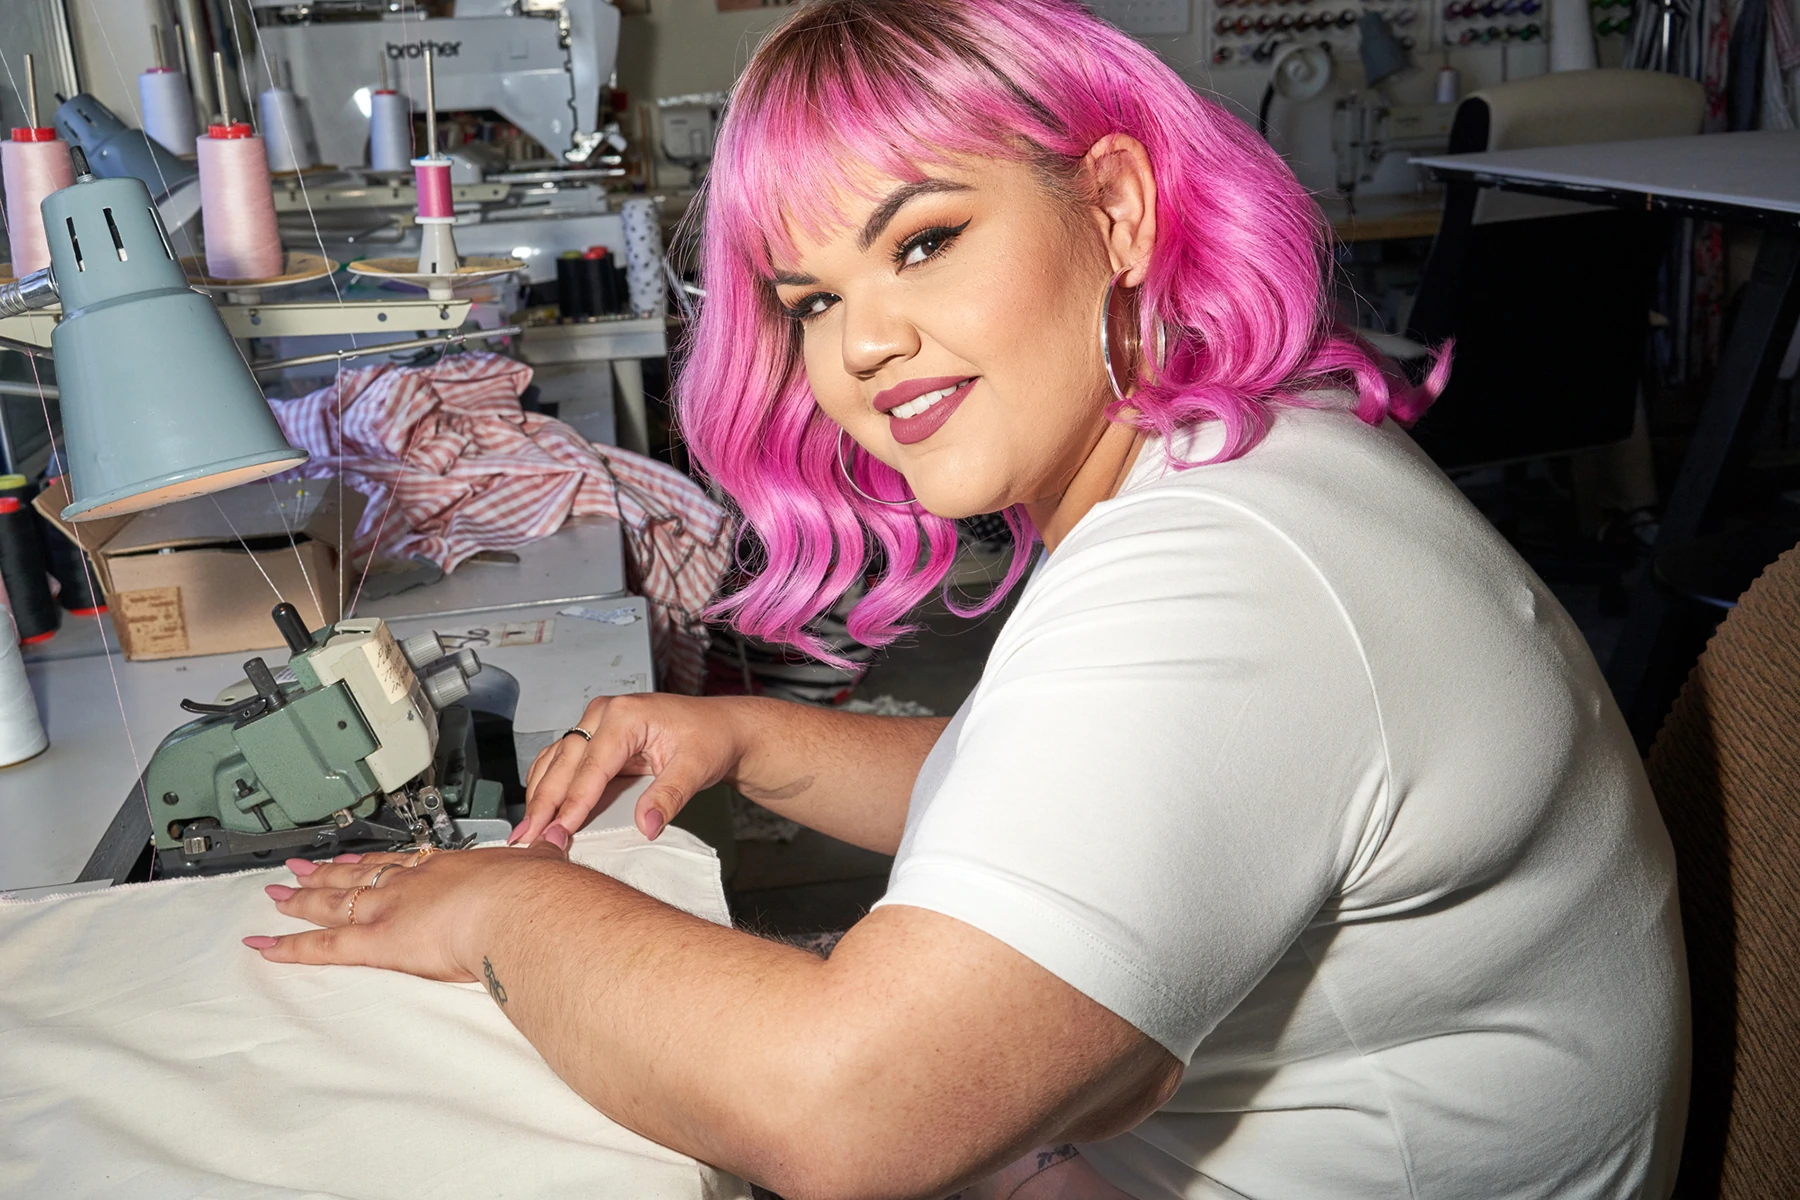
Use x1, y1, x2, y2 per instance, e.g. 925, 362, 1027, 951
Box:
34, 479, 365, 661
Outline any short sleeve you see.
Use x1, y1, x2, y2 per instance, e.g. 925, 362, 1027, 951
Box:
874, 491, 1391, 1060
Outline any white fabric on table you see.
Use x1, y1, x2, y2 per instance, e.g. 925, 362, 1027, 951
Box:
0, 826, 750, 1200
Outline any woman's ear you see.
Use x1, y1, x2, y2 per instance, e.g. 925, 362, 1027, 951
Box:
1082, 134, 1158, 287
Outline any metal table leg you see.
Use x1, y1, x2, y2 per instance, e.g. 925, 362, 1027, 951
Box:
1607, 227, 1800, 747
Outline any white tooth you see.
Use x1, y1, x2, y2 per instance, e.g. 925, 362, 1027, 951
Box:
890, 385, 958, 420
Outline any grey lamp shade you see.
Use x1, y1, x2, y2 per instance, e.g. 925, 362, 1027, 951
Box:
1357, 12, 1411, 89
42, 175, 308, 522
54, 95, 198, 201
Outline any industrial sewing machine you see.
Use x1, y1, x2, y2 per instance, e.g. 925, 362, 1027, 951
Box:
250, 0, 621, 168
149, 602, 506, 876
243, 0, 633, 288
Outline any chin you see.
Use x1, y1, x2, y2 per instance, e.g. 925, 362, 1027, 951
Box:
909, 481, 1011, 522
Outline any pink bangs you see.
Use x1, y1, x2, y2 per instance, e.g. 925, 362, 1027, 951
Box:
674, 0, 1449, 660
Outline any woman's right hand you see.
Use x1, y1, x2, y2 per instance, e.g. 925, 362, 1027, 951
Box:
512, 694, 746, 847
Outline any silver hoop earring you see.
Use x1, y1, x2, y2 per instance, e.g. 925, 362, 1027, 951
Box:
837, 428, 917, 508
1099, 269, 1170, 405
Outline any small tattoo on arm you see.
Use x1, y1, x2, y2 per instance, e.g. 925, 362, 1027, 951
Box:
747, 775, 814, 802
482, 956, 508, 1007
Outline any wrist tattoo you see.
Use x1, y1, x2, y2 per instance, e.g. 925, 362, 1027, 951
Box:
747, 775, 814, 802
482, 956, 508, 1007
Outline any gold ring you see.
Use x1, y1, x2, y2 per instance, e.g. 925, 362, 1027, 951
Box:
346, 884, 373, 926
409, 845, 440, 868
369, 863, 399, 888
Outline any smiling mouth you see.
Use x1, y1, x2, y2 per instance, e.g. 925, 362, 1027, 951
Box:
888, 380, 970, 420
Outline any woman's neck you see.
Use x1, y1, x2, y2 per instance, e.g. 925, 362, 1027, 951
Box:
1028, 419, 1147, 552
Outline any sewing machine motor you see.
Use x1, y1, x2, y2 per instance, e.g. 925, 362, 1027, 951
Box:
149, 603, 506, 876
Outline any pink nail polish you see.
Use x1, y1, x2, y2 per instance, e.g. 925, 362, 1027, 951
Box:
265, 884, 296, 900
285, 858, 317, 876
243, 936, 279, 949
544, 823, 570, 850
642, 809, 665, 839
506, 826, 525, 846
335, 853, 363, 864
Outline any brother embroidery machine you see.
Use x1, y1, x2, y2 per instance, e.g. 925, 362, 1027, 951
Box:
149, 602, 506, 876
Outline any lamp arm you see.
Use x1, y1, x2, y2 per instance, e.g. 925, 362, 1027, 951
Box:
0, 268, 60, 319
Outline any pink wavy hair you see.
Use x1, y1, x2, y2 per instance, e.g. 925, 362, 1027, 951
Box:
675, 0, 1449, 658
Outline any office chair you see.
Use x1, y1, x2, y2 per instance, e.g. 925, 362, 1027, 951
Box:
1405, 69, 1705, 469
1645, 540, 1800, 1198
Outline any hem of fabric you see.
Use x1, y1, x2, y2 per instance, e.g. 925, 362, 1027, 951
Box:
875, 858, 1209, 1059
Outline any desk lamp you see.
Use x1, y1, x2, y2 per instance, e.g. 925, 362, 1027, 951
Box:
1357, 12, 1412, 88
0, 150, 307, 522
54, 93, 198, 200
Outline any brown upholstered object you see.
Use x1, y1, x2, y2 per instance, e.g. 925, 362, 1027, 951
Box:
1647, 542, 1800, 1199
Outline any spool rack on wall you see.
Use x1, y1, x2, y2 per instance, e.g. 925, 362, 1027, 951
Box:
1204, 0, 1557, 65
1206, 0, 1433, 67
1438, 0, 1547, 46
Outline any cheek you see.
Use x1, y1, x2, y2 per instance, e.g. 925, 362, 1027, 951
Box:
932, 246, 1106, 427
801, 329, 859, 429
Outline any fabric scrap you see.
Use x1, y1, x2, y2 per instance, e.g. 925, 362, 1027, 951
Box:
273, 352, 731, 694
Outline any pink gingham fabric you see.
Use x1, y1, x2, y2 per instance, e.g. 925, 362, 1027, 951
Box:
273, 352, 731, 695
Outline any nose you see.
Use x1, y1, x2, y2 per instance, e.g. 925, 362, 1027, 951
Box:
839, 292, 920, 383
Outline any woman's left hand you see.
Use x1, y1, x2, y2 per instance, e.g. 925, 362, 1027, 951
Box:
242, 827, 573, 979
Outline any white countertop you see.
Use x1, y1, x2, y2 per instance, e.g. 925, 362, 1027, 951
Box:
1413, 129, 1800, 218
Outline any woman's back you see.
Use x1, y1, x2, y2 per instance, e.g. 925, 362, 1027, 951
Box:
883, 403, 1688, 1198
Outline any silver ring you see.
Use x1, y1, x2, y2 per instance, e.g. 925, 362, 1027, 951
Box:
369, 863, 399, 888
563, 727, 593, 743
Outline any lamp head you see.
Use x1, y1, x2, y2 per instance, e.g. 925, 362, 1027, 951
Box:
53, 93, 198, 201
1357, 12, 1411, 89
39, 172, 308, 522
1272, 42, 1335, 102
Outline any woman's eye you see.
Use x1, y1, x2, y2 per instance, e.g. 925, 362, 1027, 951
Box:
894, 220, 970, 270
784, 292, 838, 322
902, 236, 944, 267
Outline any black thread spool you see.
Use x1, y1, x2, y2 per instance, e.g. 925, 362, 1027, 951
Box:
42, 523, 105, 615
612, 261, 631, 314
578, 247, 612, 318
556, 251, 589, 319
0, 493, 58, 644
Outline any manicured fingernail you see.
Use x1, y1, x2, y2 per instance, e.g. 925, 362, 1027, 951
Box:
285, 858, 317, 876
334, 853, 363, 863
506, 825, 526, 846
544, 823, 570, 850
642, 809, 665, 840
243, 936, 279, 950
265, 884, 296, 900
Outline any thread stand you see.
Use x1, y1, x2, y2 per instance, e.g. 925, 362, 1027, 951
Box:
177, 250, 339, 305
348, 46, 522, 301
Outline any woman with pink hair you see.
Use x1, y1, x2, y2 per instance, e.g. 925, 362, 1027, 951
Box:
250, 2, 1687, 1196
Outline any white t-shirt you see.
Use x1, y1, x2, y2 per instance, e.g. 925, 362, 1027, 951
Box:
874, 401, 1688, 1200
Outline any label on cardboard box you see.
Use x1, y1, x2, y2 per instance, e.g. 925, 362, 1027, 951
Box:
115, 587, 189, 656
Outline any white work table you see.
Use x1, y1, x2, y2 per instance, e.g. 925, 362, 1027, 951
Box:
2, 519, 651, 897
1413, 129, 1800, 743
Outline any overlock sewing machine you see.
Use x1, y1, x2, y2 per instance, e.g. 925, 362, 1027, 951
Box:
149, 602, 507, 876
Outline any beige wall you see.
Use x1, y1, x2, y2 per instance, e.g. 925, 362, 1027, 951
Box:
614, 0, 791, 108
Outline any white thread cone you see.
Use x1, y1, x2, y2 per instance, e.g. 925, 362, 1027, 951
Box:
0, 603, 49, 766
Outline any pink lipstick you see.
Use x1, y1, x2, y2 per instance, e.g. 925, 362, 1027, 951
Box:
874, 375, 977, 446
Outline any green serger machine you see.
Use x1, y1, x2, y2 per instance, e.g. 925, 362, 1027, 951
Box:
149, 603, 507, 876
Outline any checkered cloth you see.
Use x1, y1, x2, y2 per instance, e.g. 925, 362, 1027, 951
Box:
272, 352, 731, 695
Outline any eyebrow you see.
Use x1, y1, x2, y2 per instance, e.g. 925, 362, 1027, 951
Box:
768, 178, 972, 288
858, 178, 971, 250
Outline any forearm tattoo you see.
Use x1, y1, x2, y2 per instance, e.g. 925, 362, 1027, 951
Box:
745, 775, 814, 802
482, 956, 508, 1007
